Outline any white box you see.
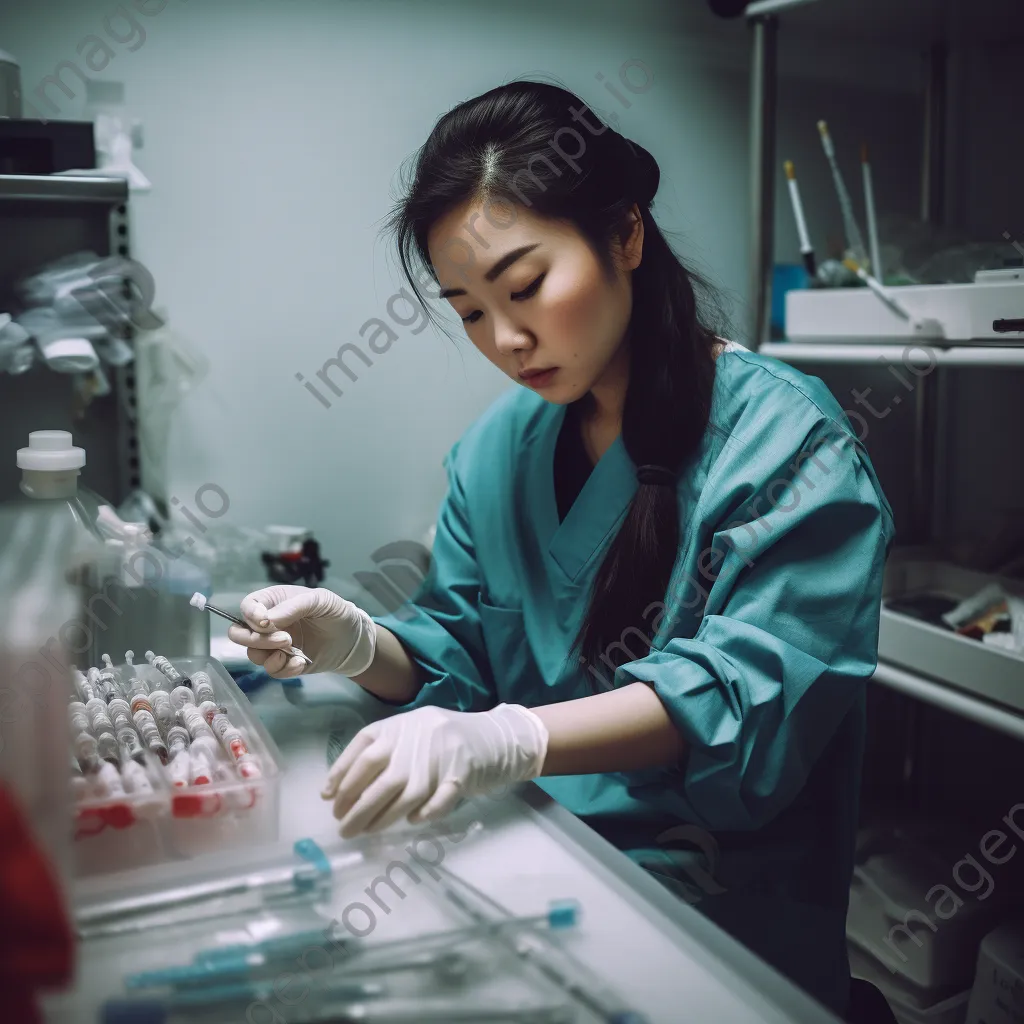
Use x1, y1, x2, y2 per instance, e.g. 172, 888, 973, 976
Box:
966, 923, 1024, 1024
785, 273, 1024, 343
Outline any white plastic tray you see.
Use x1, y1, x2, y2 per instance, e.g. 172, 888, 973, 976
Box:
785, 278, 1024, 344
880, 557, 1024, 716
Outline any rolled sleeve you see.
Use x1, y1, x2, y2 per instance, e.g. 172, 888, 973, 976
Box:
614, 424, 895, 832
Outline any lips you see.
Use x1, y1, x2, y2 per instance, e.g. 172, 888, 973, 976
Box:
518, 367, 558, 388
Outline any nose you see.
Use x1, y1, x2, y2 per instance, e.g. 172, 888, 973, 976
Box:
493, 314, 534, 357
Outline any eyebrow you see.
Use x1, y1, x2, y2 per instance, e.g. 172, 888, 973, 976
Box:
438, 243, 541, 299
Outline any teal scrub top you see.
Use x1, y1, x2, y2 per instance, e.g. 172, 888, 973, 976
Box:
373, 345, 895, 1015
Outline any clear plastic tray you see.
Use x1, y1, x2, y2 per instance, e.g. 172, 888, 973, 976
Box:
71, 655, 283, 877
47, 830, 639, 1024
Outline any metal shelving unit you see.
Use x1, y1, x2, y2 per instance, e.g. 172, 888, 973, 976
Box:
0, 173, 140, 504
743, 1, 1024, 743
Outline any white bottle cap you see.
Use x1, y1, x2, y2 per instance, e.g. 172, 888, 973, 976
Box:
17, 431, 86, 472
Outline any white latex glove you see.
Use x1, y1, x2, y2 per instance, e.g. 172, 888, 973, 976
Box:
227, 586, 376, 678
321, 704, 549, 838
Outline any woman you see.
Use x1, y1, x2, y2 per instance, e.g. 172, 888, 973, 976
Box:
230, 81, 894, 1016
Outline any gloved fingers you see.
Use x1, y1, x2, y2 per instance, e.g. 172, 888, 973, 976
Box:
337, 770, 408, 839
227, 624, 294, 650
265, 590, 339, 630
264, 651, 307, 679
331, 740, 394, 823
239, 588, 293, 629
321, 727, 379, 799
407, 778, 465, 825
243, 646, 270, 668
362, 782, 432, 835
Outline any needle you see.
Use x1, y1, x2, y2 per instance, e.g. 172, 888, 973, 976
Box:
190, 592, 313, 666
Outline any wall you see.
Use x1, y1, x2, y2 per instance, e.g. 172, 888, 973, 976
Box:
3, 0, 932, 592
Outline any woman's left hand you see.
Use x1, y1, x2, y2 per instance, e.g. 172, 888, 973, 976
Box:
321, 704, 549, 838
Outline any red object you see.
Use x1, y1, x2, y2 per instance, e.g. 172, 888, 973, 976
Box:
0, 784, 75, 1024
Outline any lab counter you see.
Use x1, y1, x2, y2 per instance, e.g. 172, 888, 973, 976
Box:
45, 667, 842, 1023
240, 671, 843, 1024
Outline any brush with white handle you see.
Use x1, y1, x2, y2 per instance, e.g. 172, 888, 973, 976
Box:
189, 592, 313, 666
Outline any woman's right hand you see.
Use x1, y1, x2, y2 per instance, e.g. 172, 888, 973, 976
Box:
227, 586, 377, 678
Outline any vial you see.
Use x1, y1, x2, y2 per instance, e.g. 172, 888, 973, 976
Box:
116, 724, 146, 764
96, 731, 119, 766
74, 667, 98, 702
107, 697, 132, 732
145, 650, 184, 685
197, 700, 220, 725
210, 713, 250, 762
86, 697, 114, 735
236, 753, 263, 779
122, 650, 151, 703
167, 749, 190, 787
74, 731, 101, 773
188, 746, 214, 785
170, 685, 196, 710
129, 692, 155, 717
148, 690, 176, 736
122, 759, 154, 795
179, 703, 215, 743
98, 654, 121, 701
190, 671, 216, 705
165, 724, 190, 758
68, 701, 90, 735
93, 761, 126, 799
133, 709, 168, 764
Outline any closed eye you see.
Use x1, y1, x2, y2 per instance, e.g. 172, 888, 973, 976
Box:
511, 272, 546, 301
460, 273, 546, 325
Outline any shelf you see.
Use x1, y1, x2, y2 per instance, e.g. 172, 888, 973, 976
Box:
872, 555, 1024, 736
871, 661, 1024, 743
0, 174, 128, 205
758, 341, 1024, 367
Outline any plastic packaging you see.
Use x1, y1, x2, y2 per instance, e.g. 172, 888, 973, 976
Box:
51, 833, 633, 1024
0, 311, 34, 374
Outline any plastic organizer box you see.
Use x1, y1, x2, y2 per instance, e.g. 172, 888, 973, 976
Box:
71, 655, 283, 877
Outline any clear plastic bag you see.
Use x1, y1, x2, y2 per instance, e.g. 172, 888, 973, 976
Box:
132, 314, 209, 506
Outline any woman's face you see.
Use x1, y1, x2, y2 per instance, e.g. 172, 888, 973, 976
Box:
426, 199, 644, 405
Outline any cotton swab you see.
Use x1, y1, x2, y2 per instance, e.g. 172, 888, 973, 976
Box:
842, 257, 912, 320
784, 160, 816, 279
817, 120, 868, 267
189, 592, 313, 667
862, 143, 883, 282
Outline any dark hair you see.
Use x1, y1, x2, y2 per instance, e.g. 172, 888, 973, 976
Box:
385, 79, 729, 677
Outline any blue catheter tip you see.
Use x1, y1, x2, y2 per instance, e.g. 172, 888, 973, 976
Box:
546, 898, 580, 929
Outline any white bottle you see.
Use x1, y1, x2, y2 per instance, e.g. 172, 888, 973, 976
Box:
16, 430, 106, 540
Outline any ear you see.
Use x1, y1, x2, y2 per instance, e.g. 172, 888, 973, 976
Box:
622, 203, 645, 270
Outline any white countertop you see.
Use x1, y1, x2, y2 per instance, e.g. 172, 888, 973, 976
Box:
237, 665, 842, 1024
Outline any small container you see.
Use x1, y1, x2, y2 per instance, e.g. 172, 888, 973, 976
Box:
847, 825, 1005, 997
966, 923, 1024, 1024
849, 944, 971, 1024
